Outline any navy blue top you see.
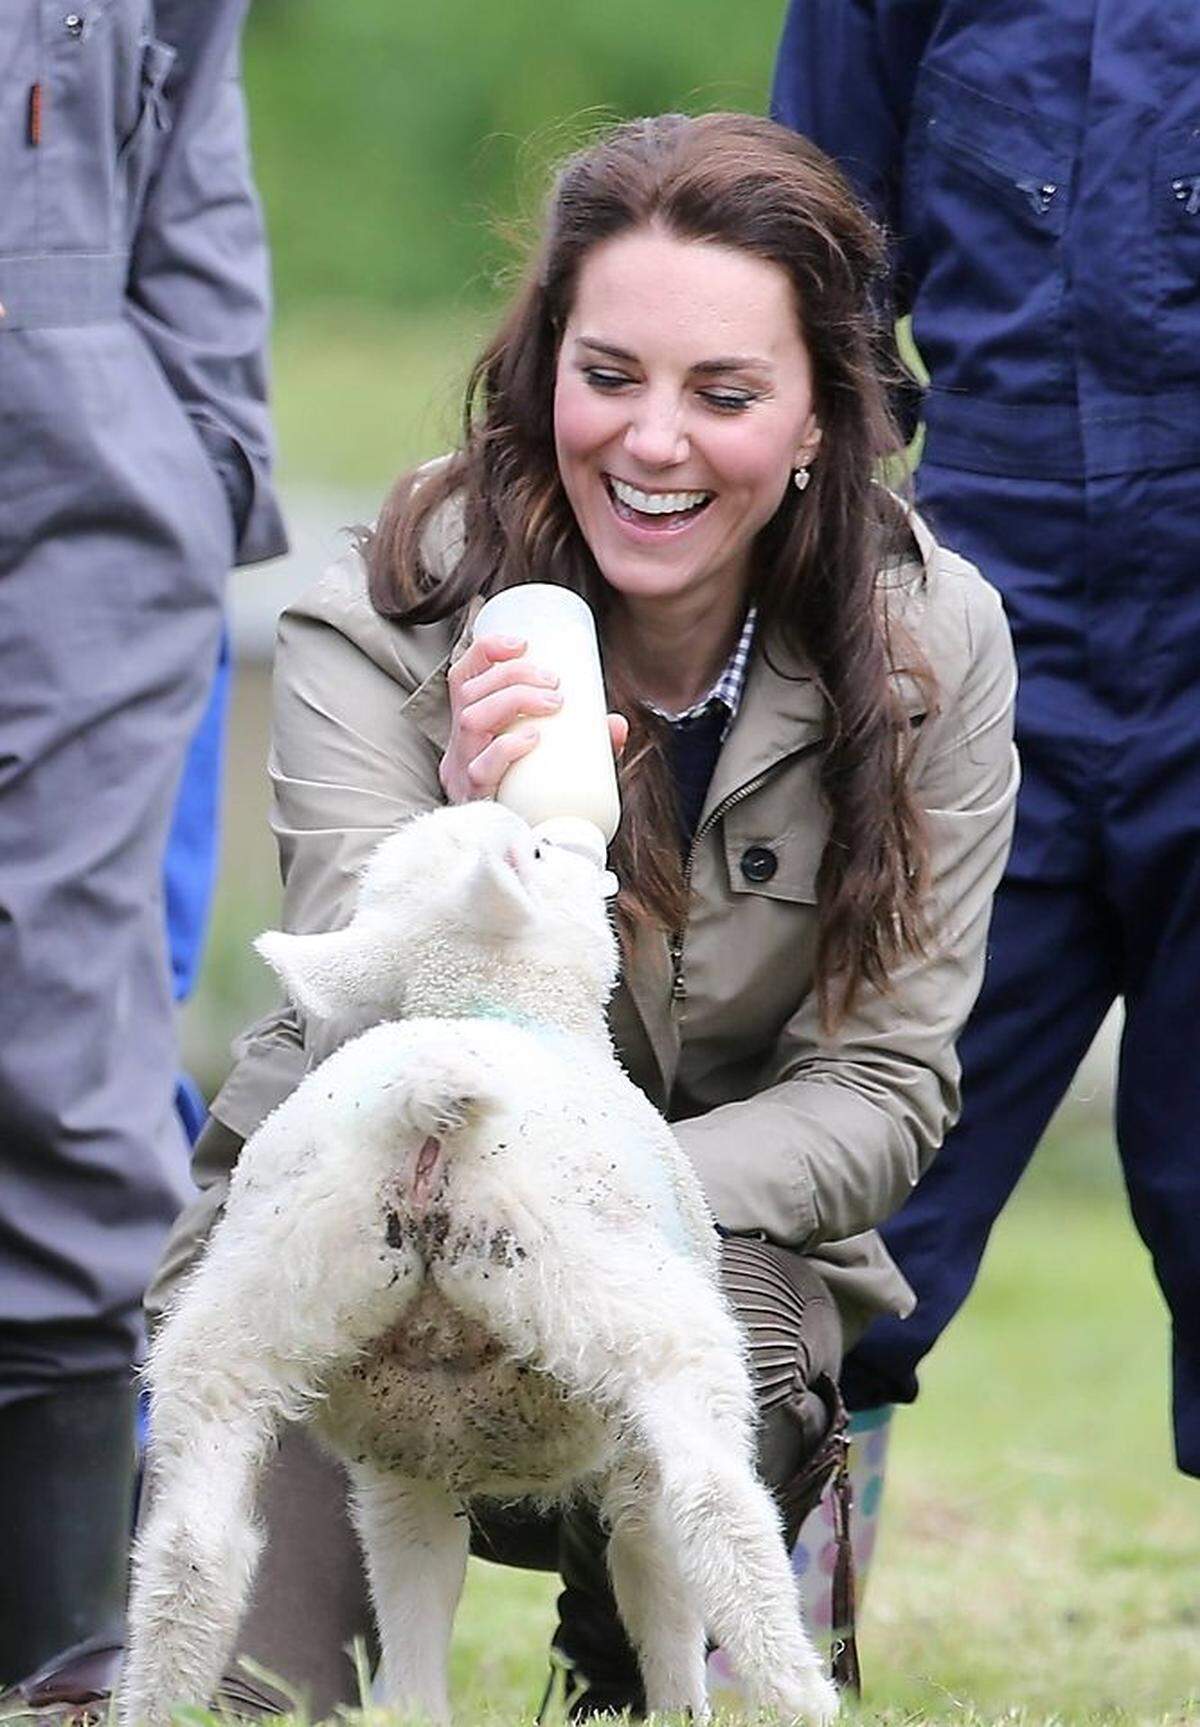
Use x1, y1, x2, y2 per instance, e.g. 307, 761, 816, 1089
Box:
668, 703, 729, 848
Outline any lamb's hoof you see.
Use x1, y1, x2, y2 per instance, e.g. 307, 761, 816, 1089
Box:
776, 1670, 840, 1726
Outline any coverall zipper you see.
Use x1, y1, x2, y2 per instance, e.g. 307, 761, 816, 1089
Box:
1172, 175, 1200, 217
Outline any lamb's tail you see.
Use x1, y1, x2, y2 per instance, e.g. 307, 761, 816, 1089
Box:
386, 1046, 504, 1218
392, 1045, 502, 1140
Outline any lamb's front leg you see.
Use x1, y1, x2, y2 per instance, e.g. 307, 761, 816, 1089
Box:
348, 1467, 469, 1724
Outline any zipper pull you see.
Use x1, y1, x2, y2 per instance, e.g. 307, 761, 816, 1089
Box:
1016, 178, 1059, 218
1172, 175, 1200, 218
669, 941, 686, 1004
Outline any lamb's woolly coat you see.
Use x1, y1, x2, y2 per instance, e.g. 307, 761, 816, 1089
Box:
119, 802, 837, 1727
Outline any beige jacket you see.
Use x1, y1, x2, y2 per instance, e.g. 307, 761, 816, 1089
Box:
159, 509, 1017, 1345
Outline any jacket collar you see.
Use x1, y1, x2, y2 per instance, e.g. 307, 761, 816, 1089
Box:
398, 596, 485, 754
619, 632, 828, 1104
696, 628, 827, 832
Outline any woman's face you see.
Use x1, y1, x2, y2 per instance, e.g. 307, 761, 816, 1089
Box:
553, 225, 822, 612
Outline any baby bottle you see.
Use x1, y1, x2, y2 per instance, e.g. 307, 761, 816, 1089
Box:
472, 584, 621, 882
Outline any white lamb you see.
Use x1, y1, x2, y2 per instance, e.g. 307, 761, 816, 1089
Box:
119, 800, 838, 1727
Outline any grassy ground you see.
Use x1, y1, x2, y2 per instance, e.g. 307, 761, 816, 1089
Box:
242, 0, 786, 317
270, 306, 487, 494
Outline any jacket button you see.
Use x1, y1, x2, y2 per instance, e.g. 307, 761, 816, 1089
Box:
740, 845, 778, 884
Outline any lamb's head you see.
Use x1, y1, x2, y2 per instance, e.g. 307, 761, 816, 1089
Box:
256, 801, 620, 1034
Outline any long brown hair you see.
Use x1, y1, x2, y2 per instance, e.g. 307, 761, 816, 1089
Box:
366, 112, 932, 1028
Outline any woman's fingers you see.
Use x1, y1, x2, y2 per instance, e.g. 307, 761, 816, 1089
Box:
459, 652, 559, 709
450, 636, 562, 760
446, 632, 526, 696
444, 634, 627, 805
462, 725, 541, 796
454, 710, 626, 803
458, 681, 562, 742
443, 634, 560, 804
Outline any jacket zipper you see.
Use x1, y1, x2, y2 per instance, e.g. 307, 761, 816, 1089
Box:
668, 739, 824, 1011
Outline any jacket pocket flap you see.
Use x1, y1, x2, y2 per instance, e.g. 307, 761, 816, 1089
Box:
722, 820, 821, 905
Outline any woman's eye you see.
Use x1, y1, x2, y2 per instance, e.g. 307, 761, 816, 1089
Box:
700, 389, 756, 413
583, 367, 634, 391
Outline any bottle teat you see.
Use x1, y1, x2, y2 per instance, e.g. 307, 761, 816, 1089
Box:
532, 817, 620, 898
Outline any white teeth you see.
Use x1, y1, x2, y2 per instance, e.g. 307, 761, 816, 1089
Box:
609, 477, 711, 516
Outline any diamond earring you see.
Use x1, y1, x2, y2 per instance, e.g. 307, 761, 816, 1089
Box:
793, 465, 811, 492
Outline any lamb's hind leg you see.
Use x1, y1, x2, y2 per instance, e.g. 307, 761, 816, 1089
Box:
628, 1377, 839, 1727
598, 1467, 709, 1718
513, 1246, 837, 1726
348, 1467, 469, 1724
119, 1383, 278, 1727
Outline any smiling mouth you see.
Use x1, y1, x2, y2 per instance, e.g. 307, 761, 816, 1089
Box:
604, 474, 714, 532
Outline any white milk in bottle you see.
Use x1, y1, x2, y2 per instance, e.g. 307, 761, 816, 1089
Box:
472, 584, 620, 884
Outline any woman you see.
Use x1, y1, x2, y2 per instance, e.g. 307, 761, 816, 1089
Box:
152, 112, 1017, 1714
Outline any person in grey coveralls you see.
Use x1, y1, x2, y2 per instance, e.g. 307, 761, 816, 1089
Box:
0, 0, 285, 1680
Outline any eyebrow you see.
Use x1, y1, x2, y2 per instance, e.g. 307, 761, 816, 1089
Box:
575, 336, 773, 374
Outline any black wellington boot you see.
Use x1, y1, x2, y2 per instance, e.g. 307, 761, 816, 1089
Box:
0, 1376, 137, 1686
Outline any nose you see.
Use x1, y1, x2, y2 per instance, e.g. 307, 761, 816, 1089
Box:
622, 389, 689, 468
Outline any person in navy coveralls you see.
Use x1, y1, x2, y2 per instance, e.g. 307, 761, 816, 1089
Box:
772, 0, 1200, 1481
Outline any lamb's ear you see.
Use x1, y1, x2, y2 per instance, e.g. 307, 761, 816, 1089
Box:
254, 927, 376, 1020
460, 848, 534, 940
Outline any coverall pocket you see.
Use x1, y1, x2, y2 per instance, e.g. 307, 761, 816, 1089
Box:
0, 9, 40, 254
1155, 122, 1200, 383
905, 65, 1076, 394
36, 0, 156, 252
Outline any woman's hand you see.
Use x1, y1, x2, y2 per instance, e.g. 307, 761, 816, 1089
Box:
440, 634, 628, 804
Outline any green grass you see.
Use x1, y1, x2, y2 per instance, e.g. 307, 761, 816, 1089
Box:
271, 305, 488, 494
243, 0, 786, 317
856, 1142, 1198, 1721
